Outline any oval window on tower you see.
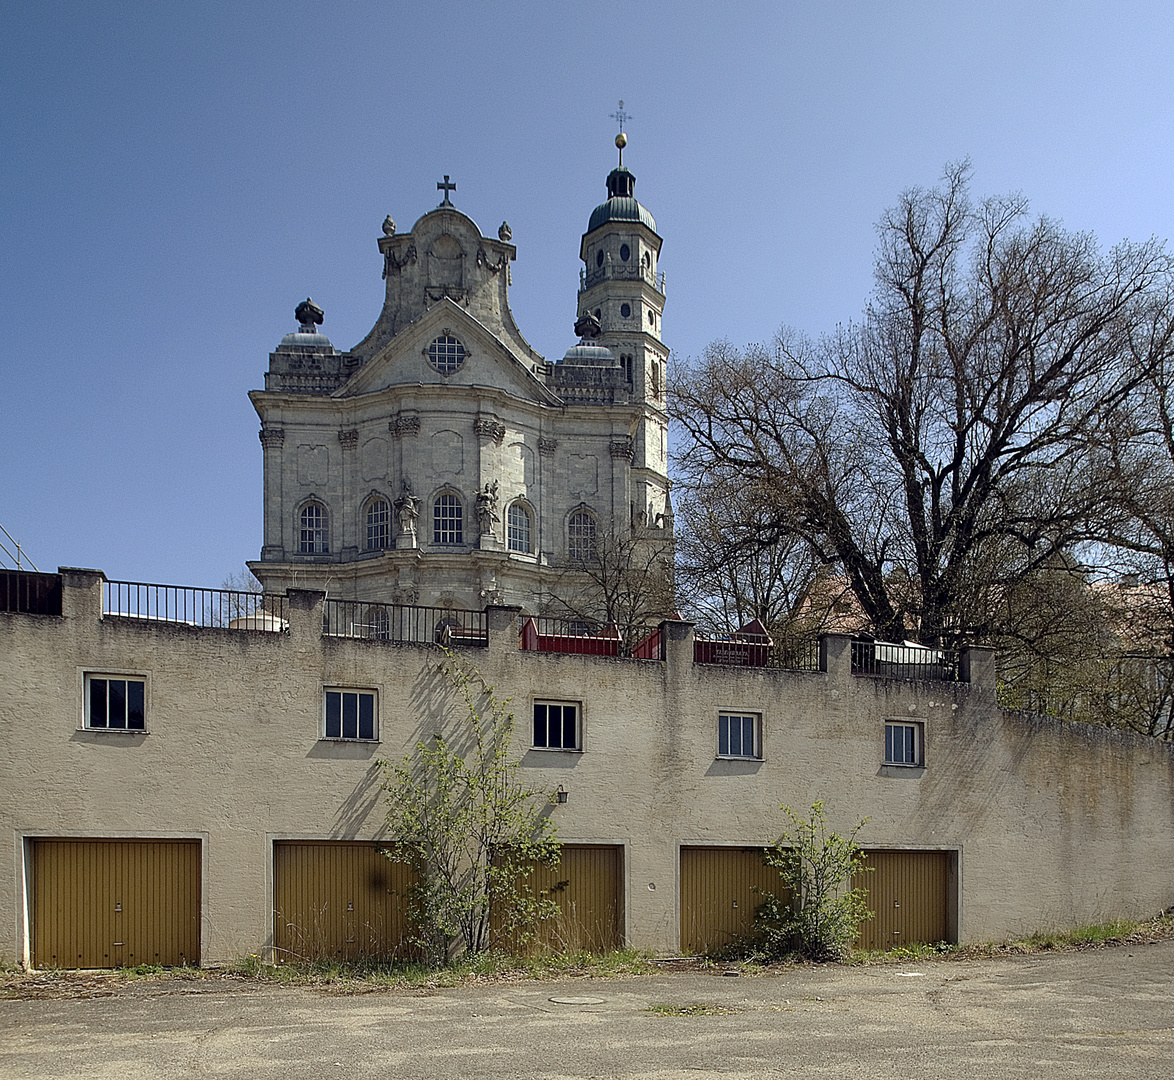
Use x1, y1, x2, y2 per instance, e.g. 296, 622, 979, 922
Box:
643, 251, 651, 268
620, 243, 630, 262
596, 250, 604, 268
620, 303, 631, 318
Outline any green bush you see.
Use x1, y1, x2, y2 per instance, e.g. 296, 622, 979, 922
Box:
755, 801, 872, 962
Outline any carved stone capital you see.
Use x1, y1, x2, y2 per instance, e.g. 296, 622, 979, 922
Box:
538, 437, 558, 457
610, 438, 634, 462
474, 418, 506, 444
338, 429, 359, 450
390, 415, 421, 438
259, 427, 284, 449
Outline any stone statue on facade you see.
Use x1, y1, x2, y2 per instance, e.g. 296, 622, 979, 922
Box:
476, 480, 500, 535
394, 481, 420, 549
498, 221, 512, 242
382, 216, 396, 237
295, 297, 324, 333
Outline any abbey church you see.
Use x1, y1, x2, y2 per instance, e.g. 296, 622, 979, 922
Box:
3, 138, 1174, 972
249, 135, 672, 614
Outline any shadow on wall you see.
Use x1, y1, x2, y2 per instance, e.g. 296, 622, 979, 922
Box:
330, 761, 389, 840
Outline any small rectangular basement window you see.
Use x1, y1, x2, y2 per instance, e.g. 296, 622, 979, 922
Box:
885, 721, 923, 767
718, 713, 761, 759
87, 676, 146, 730
324, 689, 377, 741
533, 701, 580, 751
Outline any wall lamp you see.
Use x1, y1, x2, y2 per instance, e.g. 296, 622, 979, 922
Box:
556, 785, 569, 804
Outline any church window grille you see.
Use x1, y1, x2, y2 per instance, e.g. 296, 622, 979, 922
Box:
366, 498, 390, 550
299, 503, 329, 554
507, 502, 532, 553
428, 335, 466, 374
620, 243, 630, 262
434, 493, 463, 545
568, 511, 597, 562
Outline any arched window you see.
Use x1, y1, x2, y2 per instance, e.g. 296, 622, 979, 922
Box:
433, 493, 463, 545
568, 510, 596, 562
369, 605, 390, 641
507, 502, 532, 553
299, 502, 328, 554
365, 497, 390, 551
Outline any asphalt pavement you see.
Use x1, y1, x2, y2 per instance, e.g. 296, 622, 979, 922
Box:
3, 941, 1173, 1079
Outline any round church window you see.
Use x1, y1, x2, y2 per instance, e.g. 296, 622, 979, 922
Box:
596, 250, 604, 267
620, 303, 631, 318
620, 243, 630, 262
428, 335, 466, 373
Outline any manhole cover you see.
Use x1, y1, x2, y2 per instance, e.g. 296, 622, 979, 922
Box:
549, 996, 606, 1005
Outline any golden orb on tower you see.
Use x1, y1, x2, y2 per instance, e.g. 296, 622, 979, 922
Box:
615, 132, 628, 150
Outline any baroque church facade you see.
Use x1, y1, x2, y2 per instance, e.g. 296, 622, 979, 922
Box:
248, 137, 673, 614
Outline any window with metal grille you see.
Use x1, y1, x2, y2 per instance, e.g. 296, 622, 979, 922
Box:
885, 722, 923, 766
366, 498, 390, 550
299, 503, 328, 554
507, 502, 531, 553
324, 689, 377, 741
86, 676, 146, 730
568, 510, 596, 562
533, 700, 580, 751
434, 493, 463, 544
718, 713, 761, 759
428, 335, 465, 373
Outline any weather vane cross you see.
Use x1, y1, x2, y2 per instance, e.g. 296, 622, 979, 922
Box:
610, 100, 631, 134
437, 175, 456, 206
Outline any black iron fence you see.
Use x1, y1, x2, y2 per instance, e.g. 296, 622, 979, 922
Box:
851, 640, 959, 682
322, 600, 487, 647
103, 580, 288, 630
1, 570, 62, 616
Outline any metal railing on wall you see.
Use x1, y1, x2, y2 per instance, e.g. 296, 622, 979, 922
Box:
322, 600, 487, 646
1, 570, 62, 616
103, 580, 288, 630
851, 640, 959, 682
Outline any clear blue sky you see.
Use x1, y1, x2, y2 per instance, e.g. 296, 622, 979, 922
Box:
3, 1, 1172, 586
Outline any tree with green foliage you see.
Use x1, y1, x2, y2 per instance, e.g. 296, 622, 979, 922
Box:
755, 802, 872, 961
380, 653, 560, 963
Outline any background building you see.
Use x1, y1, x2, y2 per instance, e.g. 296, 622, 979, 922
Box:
249, 142, 673, 618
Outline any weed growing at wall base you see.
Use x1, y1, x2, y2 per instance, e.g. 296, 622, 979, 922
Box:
379, 651, 561, 963
755, 801, 872, 962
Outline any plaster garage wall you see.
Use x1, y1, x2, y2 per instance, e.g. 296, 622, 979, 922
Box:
30, 839, 200, 969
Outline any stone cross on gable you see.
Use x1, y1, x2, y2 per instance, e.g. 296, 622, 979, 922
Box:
437, 175, 456, 206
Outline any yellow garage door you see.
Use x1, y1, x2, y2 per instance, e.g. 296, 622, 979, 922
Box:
853, 850, 953, 949
680, 847, 790, 956
273, 841, 418, 962
494, 844, 624, 954
31, 839, 201, 969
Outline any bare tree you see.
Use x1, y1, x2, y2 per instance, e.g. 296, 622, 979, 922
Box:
672, 162, 1174, 647
542, 520, 674, 647
674, 487, 854, 642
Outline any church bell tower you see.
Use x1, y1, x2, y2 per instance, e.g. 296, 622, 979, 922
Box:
577, 126, 672, 534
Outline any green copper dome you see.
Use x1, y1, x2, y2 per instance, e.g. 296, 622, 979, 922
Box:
587, 166, 657, 234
